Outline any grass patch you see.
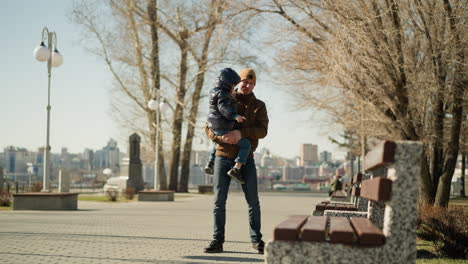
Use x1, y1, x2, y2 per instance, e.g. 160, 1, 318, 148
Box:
174, 194, 194, 199
449, 197, 468, 214
0, 205, 12, 211
449, 197, 468, 207
417, 259, 468, 264
78, 195, 135, 203
417, 239, 468, 263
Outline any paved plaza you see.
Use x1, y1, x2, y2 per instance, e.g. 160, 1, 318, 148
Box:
0, 191, 327, 264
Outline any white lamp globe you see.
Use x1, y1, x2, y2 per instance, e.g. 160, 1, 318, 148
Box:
159, 101, 169, 113
148, 99, 158, 110
103, 168, 112, 175
34, 42, 50, 62
51, 49, 63, 67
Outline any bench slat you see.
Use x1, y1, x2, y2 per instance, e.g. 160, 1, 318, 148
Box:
345, 205, 358, 211
335, 204, 348, 210
274, 215, 308, 241
331, 190, 347, 198
363, 141, 396, 172
361, 177, 392, 201
300, 216, 327, 242
329, 217, 355, 244
350, 218, 385, 246
315, 203, 327, 211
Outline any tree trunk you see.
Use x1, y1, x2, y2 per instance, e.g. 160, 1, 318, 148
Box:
419, 147, 435, 205
433, 80, 464, 207
433, 0, 465, 207
462, 153, 466, 197
179, 71, 206, 192
178, 0, 221, 192
168, 40, 188, 191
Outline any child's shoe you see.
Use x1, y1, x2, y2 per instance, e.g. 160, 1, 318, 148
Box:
227, 167, 245, 184
204, 161, 214, 175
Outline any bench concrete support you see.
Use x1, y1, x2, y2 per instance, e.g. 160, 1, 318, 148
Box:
13, 193, 78, 210
138, 190, 174, 201
266, 141, 422, 264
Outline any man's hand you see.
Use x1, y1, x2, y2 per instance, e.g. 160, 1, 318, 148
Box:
235, 115, 246, 123
222, 130, 241, 144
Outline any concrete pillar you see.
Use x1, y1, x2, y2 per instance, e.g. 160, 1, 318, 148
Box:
58, 169, 70, 193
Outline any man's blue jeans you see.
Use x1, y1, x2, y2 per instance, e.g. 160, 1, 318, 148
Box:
212, 156, 262, 243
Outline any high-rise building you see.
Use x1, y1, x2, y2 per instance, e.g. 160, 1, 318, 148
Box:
105, 139, 120, 170
93, 139, 120, 171
319, 151, 332, 163
4, 146, 16, 173
3, 146, 29, 174
83, 148, 94, 170
300, 144, 318, 166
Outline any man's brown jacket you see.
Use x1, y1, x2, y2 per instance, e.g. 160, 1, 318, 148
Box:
205, 92, 269, 159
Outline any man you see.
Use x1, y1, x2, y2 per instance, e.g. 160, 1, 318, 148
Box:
203, 68, 269, 254
329, 171, 343, 196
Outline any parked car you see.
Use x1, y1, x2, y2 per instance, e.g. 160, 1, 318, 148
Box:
103, 176, 128, 194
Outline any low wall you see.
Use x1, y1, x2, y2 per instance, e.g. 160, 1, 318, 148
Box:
138, 190, 174, 201
198, 185, 213, 194
13, 193, 78, 210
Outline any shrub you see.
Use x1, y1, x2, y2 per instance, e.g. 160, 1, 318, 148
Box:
124, 188, 135, 200
417, 204, 468, 259
31, 183, 43, 192
0, 191, 12, 206
106, 189, 118, 202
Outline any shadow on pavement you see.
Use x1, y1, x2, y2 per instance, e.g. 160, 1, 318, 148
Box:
0, 252, 190, 263
184, 255, 264, 263
0, 231, 250, 243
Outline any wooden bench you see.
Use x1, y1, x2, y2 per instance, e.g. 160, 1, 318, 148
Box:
329, 190, 348, 202
266, 141, 422, 264
313, 172, 370, 216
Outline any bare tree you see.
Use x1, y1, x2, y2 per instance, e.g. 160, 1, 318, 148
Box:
71, 0, 259, 192
243, 0, 467, 206
70, 0, 169, 186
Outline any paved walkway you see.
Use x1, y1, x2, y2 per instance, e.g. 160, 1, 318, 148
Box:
0, 191, 327, 264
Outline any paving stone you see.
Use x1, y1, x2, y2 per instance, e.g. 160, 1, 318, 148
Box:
0, 192, 327, 264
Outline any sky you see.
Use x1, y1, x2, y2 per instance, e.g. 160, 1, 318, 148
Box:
0, 0, 346, 160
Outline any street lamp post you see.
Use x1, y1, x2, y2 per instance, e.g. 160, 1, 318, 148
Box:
33, 27, 63, 192
148, 91, 168, 190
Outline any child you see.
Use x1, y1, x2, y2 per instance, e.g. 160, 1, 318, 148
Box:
204, 68, 251, 184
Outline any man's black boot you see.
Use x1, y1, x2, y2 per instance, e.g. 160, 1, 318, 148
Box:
204, 240, 223, 253
204, 161, 214, 175
252, 240, 265, 254
227, 167, 245, 184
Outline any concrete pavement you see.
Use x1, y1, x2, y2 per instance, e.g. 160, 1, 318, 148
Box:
0, 191, 327, 264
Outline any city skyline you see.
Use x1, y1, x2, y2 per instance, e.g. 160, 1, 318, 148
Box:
1, 0, 346, 160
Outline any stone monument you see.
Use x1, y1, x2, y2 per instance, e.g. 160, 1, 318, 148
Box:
127, 133, 144, 193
